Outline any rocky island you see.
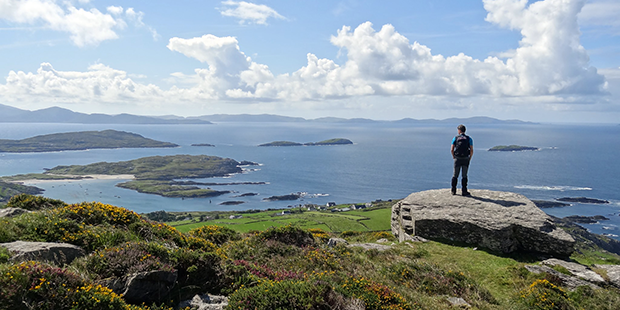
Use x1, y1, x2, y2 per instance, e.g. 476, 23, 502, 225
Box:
259, 138, 353, 147
0, 129, 178, 153
263, 193, 302, 201
488, 145, 539, 152
557, 197, 610, 204
3, 155, 255, 198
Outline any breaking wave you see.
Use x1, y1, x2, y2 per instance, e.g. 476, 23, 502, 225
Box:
514, 185, 592, 191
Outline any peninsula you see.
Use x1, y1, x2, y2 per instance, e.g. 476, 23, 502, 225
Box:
488, 145, 539, 152
4, 155, 252, 198
259, 138, 353, 147
0, 130, 177, 153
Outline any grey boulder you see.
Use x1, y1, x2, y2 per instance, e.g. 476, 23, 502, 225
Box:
0, 241, 85, 265
392, 189, 575, 256
179, 294, 229, 310
103, 270, 178, 305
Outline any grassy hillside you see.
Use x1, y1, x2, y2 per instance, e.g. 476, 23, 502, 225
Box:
166, 203, 394, 233
2, 195, 620, 310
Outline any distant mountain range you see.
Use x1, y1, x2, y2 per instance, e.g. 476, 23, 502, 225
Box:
0, 103, 535, 125
190, 114, 534, 124
0, 104, 210, 124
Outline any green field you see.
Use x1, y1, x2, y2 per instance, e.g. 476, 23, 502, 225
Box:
171, 203, 393, 233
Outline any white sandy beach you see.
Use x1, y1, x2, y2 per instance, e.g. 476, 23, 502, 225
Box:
15, 174, 135, 184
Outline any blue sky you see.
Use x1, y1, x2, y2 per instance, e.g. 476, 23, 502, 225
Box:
0, 0, 619, 123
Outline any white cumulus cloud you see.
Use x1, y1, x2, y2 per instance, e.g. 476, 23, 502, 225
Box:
0, 62, 163, 103
219, 0, 285, 25
0, 0, 156, 46
0, 0, 609, 109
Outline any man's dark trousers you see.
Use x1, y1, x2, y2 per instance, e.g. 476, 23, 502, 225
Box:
452, 157, 470, 195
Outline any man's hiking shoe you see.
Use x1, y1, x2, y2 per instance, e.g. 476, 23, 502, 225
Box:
462, 190, 471, 196
451, 177, 458, 195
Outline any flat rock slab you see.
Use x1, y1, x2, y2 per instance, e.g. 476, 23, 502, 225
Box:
594, 264, 620, 288
348, 243, 392, 251
0, 241, 85, 265
542, 258, 605, 284
392, 189, 575, 256
525, 265, 600, 291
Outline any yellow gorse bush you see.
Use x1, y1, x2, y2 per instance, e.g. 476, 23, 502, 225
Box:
53, 202, 141, 226
520, 279, 571, 310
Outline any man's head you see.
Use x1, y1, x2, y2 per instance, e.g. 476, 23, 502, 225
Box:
457, 124, 466, 134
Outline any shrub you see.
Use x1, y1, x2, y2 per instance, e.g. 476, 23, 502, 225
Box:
83, 242, 175, 279
308, 228, 331, 243
6, 194, 66, 211
337, 276, 414, 310
232, 260, 304, 282
372, 231, 395, 241
303, 247, 340, 270
170, 247, 222, 291
0, 247, 10, 263
256, 224, 316, 248
341, 231, 363, 237
55, 202, 141, 227
519, 279, 572, 310
131, 220, 217, 252
227, 279, 333, 310
0, 261, 129, 310
0, 210, 135, 251
189, 225, 241, 245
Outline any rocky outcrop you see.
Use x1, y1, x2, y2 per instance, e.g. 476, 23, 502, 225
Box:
179, 294, 229, 310
392, 189, 575, 256
524, 265, 600, 291
0, 207, 30, 218
348, 243, 392, 251
102, 270, 177, 305
0, 241, 85, 265
327, 238, 349, 247
542, 258, 606, 284
595, 265, 620, 288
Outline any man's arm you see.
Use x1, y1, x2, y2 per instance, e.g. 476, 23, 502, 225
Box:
469, 137, 474, 159
451, 144, 455, 159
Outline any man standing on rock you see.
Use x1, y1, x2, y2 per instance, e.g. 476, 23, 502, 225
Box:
451, 124, 473, 196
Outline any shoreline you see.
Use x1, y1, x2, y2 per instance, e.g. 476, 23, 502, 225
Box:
15, 174, 135, 184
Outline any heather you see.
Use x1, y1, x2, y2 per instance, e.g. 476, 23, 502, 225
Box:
1, 195, 620, 309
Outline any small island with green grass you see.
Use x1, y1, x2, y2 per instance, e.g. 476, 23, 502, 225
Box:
2, 154, 254, 198
259, 138, 353, 147
0, 129, 178, 153
488, 145, 539, 152
258, 141, 303, 147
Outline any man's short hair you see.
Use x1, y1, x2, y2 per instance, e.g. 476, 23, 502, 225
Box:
457, 124, 466, 133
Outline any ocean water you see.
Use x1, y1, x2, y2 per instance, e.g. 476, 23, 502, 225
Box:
1, 122, 619, 238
